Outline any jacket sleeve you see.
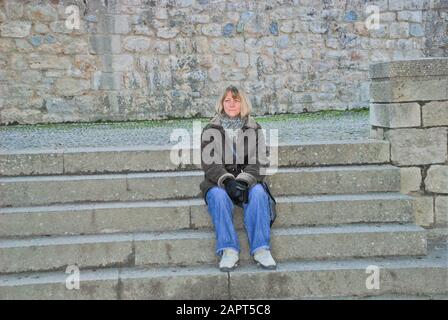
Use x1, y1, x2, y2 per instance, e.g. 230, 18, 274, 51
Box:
201, 125, 234, 187
236, 126, 270, 187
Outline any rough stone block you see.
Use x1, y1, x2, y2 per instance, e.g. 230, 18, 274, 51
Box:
370, 103, 421, 128
435, 196, 448, 226
425, 165, 448, 194
54, 78, 90, 96
89, 35, 121, 54
97, 15, 130, 34
122, 36, 151, 52
4, 1, 23, 19
29, 54, 71, 70
101, 55, 134, 72
120, 269, 229, 299
0, 175, 129, 207
370, 58, 448, 79
370, 127, 385, 140
0, 236, 133, 273
26, 4, 58, 21
0, 271, 119, 300
370, 77, 448, 103
412, 196, 434, 227
385, 128, 447, 165
422, 101, 448, 126
0, 152, 64, 176
0, 21, 31, 38
92, 72, 123, 90
400, 167, 422, 194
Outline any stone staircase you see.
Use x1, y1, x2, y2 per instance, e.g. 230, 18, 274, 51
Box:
0, 140, 446, 299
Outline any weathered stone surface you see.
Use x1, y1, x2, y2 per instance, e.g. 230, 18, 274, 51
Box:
97, 15, 130, 34
156, 27, 179, 39
435, 196, 448, 226
120, 268, 228, 299
92, 72, 123, 90
0, 21, 31, 38
0, 5, 447, 125
89, 35, 121, 54
400, 167, 422, 194
412, 196, 434, 227
0, 193, 414, 238
425, 165, 448, 194
398, 11, 423, 23
1, 256, 446, 299
410, 24, 424, 37
122, 36, 150, 52
0, 235, 133, 273
370, 77, 448, 103
34, 23, 50, 34
0, 165, 400, 207
370, 127, 385, 140
0, 141, 390, 176
201, 24, 222, 37
389, 22, 410, 38
266, 165, 401, 197
29, 54, 71, 70
229, 260, 448, 299
370, 58, 448, 79
134, 225, 425, 267
101, 54, 134, 72
422, 101, 448, 126
4, 1, 23, 19
0, 152, 63, 176
0, 270, 119, 300
370, 103, 421, 128
0, 201, 191, 237
385, 128, 447, 165
55, 79, 89, 97
192, 193, 414, 230
49, 21, 85, 34
26, 4, 58, 21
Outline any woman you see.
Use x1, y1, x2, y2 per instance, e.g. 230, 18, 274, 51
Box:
199, 85, 277, 272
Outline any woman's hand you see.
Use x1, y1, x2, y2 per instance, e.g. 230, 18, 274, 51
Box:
224, 178, 248, 204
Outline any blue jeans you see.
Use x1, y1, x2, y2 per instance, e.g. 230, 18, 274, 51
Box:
205, 183, 271, 256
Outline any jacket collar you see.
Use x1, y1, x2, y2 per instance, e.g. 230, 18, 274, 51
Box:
209, 113, 259, 129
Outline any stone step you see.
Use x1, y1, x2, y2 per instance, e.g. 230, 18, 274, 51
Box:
0, 165, 401, 207
0, 140, 390, 176
0, 244, 444, 300
0, 224, 426, 274
0, 192, 414, 238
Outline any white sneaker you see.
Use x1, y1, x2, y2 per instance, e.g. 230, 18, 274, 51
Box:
254, 249, 277, 270
219, 249, 239, 272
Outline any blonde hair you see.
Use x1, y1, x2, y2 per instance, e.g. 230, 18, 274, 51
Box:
215, 85, 252, 118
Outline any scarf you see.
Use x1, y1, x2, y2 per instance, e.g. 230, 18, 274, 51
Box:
218, 112, 247, 163
218, 112, 247, 135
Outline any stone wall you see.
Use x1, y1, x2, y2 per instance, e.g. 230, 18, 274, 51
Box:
370, 58, 448, 238
0, 0, 447, 124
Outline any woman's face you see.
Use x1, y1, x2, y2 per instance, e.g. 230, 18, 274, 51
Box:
222, 91, 241, 118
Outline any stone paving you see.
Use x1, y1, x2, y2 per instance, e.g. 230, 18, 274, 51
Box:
0, 110, 369, 151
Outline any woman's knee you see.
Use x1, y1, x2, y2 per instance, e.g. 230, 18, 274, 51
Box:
248, 183, 269, 201
206, 186, 232, 205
